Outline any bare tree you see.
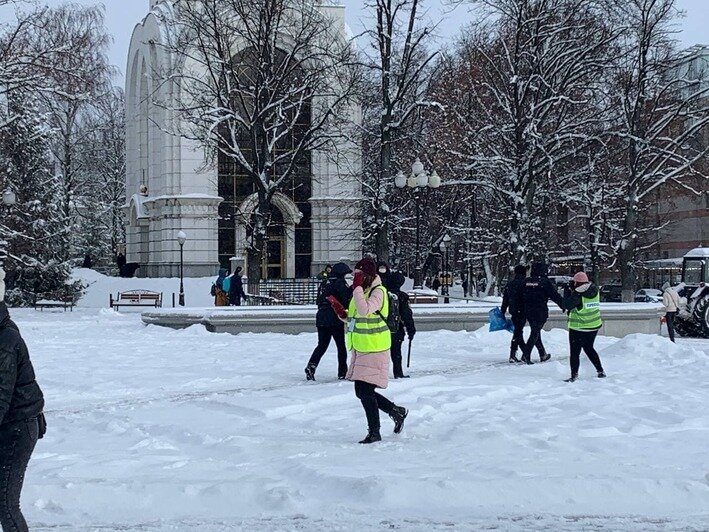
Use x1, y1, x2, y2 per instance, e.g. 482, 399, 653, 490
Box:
156, 0, 359, 283
29, 4, 114, 261
604, 0, 709, 300
360, 0, 440, 263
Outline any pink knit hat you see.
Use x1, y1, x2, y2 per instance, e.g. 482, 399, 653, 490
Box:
573, 271, 589, 284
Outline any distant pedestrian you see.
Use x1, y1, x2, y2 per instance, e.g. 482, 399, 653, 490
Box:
0, 268, 46, 532
345, 258, 407, 444
317, 265, 332, 282
520, 262, 562, 364
562, 271, 606, 382
661, 282, 680, 343
432, 276, 441, 293
377, 261, 391, 289
213, 268, 229, 306
228, 267, 248, 306
386, 271, 416, 378
305, 262, 352, 380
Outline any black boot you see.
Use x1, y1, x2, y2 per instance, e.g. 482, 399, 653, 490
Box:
565, 374, 577, 382
390, 406, 408, 434
509, 354, 520, 363
522, 356, 534, 365
597, 371, 606, 378
359, 429, 382, 444
304, 364, 316, 381
539, 352, 551, 363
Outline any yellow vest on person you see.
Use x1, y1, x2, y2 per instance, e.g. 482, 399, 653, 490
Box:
347, 285, 391, 353
568, 292, 603, 331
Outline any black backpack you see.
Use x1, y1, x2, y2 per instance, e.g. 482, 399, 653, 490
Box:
377, 288, 400, 333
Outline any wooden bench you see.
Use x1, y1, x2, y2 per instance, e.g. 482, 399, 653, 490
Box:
408, 292, 439, 305
110, 290, 163, 310
34, 297, 74, 312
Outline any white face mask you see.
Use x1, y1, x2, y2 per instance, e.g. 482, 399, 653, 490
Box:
378, 267, 387, 273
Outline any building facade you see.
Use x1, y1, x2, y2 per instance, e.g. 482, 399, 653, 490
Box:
125, 0, 362, 278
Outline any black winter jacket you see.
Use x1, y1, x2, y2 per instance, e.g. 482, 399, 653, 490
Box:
522, 263, 563, 323
501, 273, 526, 316
316, 263, 352, 328
228, 274, 247, 304
387, 272, 416, 337
0, 303, 44, 427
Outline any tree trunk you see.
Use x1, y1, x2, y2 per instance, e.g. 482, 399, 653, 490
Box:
619, 194, 638, 302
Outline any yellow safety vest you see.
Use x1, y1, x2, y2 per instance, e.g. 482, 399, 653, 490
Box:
568, 293, 603, 331
347, 285, 391, 353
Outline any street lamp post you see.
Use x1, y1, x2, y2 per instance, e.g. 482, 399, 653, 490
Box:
177, 231, 187, 306
395, 158, 442, 289
439, 233, 452, 304
1, 188, 16, 267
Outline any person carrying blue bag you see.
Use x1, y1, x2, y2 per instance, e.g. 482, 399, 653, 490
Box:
488, 307, 514, 333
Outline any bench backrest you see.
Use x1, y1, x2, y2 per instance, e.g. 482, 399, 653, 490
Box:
117, 290, 161, 302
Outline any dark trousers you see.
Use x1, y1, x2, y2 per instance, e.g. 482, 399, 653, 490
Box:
354, 380, 395, 432
665, 311, 676, 343
307, 325, 348, 377
510, 315, 527, 356
0, 418, 39, 532
391, 330, 406, 377
569, 329, 604, 377
521, 321, 548, 361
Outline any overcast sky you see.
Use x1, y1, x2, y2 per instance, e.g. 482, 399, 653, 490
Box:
2, 0, 707, 85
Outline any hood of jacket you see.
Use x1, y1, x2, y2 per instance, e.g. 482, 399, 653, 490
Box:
218, 268, 227, 279
575, 283, 599, 298
530, 262, 548, 278
330, 262, 352, 279
387, 271, 406, 292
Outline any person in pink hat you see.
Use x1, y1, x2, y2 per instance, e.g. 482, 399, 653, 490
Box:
329, 257, 408, 444
561, 271, 606, 382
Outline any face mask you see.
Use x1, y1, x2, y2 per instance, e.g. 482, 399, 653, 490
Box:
378, 267, 387, 273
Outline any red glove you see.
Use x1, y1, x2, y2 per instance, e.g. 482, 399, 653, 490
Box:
352, 270, 365, 289
326, 296, 348, 321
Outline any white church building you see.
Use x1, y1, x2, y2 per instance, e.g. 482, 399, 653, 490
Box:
124, 0, 362, 278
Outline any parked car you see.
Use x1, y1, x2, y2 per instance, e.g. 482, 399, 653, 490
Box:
600, 281, 623, 302
635, 288, 662, 303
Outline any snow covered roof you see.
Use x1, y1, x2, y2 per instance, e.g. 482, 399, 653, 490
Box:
685, 247, 709, 258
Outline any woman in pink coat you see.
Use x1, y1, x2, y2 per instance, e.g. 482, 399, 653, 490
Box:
345, 258, 408, 444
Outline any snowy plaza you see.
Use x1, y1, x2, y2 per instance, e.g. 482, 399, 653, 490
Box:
14, 306, 709, 531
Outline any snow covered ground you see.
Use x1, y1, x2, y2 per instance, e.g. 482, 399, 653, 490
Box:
12, 308, 709, 531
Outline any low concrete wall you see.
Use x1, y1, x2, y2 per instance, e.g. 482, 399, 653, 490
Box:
142, 303, 664, 338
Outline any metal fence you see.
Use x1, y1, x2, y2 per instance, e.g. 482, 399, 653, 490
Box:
246, 278, 323, 306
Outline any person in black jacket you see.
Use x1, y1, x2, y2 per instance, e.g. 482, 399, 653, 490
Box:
520, 262, 563, 364
386, 271, 416, 378
228, 267, 248, 306
501, 265, 528, 363
0, 269, 45, 532
305, 262, 352, 380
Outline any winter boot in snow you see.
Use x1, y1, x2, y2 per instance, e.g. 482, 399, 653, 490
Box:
359, 429, 382, 444
304, 364, 316, 381
539, 352, 551, 363
522, 356, 534, 365
509, 355, 520, 363
597, 371, 606, 378
390, 406, 408, 434
564, 375, 578, 382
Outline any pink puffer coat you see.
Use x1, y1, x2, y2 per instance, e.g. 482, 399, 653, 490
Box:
345, 277, 390, 389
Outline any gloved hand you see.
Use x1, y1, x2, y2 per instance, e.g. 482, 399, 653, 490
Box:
408, 328, 416, 341
352, 270, 366, 290
326, 295, 348, 321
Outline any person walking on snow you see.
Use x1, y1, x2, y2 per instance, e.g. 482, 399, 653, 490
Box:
213, 268, 229, 306
385, 271, 416, 378
305, 262, 352, 380
228, 267, 248, 306
0, 268, 46, 532
562, 271, 606, 382
337, 258, 408, 444
501, 265, 528, 363
661, 282, 680, 343
520, 262, 563, 364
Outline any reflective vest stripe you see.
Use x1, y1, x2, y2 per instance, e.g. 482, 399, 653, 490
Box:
568, 293, 603, 331
347, 285, 391, 352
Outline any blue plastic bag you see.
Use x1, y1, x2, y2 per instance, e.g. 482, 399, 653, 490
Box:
489, 307, 515, 333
